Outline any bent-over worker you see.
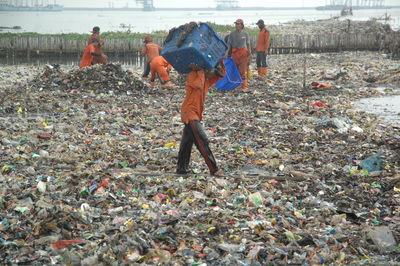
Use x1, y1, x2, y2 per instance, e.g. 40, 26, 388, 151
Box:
79, 38, 106, 68
87, 26, 108, 65
149, 56, 174, 87
141, 36, 162, 79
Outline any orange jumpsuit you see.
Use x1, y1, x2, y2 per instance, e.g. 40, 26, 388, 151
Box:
141, 42, 162, 63
87, 33, 108, 65
181, 70, 220, 124
177, 70, 223, 175
150, 56, 172, 84
141, 42, 162, 78
256, 27, 270, 76
79, 43, 99, 68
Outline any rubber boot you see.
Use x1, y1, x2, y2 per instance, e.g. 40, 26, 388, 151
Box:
263, 67, 268, 77
162, 81, 174, 88
241, 79, 249, 91
257, 67, 262, 79
259, 67, 267, 78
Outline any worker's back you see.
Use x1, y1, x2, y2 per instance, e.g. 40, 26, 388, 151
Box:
143, 43, 162, 62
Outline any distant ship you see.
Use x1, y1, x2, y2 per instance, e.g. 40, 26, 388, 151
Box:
216, 5, 239, 10
0, 4, 63, 11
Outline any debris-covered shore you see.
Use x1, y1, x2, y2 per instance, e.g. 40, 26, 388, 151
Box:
1, 50, 400, 265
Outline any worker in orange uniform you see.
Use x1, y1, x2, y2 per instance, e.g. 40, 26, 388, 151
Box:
176, 63, 225, 176
149, 56, 174, 87
255, 19, 270, 78
141, 36, 162, 80
225, 19, 251, 91
87, 26, 108, 65
79, 39, 107, 68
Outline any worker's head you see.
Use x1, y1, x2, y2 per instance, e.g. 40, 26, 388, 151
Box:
256, 19, 265, 29
91, 26, 100, 33
234, 19, 244, 30
144, 36, 152, 43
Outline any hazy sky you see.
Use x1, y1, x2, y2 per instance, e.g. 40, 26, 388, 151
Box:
57, 0, 400, 8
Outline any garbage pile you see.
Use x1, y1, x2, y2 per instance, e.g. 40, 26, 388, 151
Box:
29, 63, 148, 92
1, 51, 400, 265
271, 17, 393, 36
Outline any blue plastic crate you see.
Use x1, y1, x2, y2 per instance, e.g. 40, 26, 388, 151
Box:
161, 23, 227, 74
215, 57, 242, 90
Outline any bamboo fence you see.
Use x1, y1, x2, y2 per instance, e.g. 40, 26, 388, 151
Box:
0, 33, 385, 56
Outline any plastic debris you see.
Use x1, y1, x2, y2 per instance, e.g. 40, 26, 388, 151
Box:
0, 48, 399, 265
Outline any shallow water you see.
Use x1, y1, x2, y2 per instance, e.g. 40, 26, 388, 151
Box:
354, 90, 400, 125
0, 8, 399, 34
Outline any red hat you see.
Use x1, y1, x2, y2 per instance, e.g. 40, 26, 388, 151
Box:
234, 19, 244, 24
144, 36, 152, 43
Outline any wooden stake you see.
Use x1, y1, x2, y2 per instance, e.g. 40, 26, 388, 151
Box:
303, 55, 307, 89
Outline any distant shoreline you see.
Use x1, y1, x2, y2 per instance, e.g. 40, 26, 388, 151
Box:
61, 6, 400, 12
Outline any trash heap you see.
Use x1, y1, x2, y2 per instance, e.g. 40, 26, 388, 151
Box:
29, 63, 148, 92
1, 51, 400, 265
270, 18, 393, 36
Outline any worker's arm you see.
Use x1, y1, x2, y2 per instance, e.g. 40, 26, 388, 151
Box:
225, 44, 232, 57
141, 46, 147, 55
265, 30, 270, 54
246, 32, 251, 56
88, 44, 103, 57
90, 52, 102, 57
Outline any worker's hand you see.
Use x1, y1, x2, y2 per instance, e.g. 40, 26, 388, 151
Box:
189, 63, 202, 71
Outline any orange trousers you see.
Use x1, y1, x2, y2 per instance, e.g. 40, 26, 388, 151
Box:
150, 64, 170, 84
232, 48, 250, 82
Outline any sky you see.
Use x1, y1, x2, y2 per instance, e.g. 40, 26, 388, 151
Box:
56, 0, 400, 8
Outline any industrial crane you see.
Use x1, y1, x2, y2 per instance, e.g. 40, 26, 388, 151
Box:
135, 0, 154, 11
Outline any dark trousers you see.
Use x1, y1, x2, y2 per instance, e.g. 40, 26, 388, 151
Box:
142, 62, 150, 77
177, 120, 218, 174
256, 51, 268, 68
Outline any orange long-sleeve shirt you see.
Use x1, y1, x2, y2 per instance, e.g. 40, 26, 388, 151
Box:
79, 43, 97, 68
141, 42, 162, 63
256, 27, 270, 52
181, 71, 221, 124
